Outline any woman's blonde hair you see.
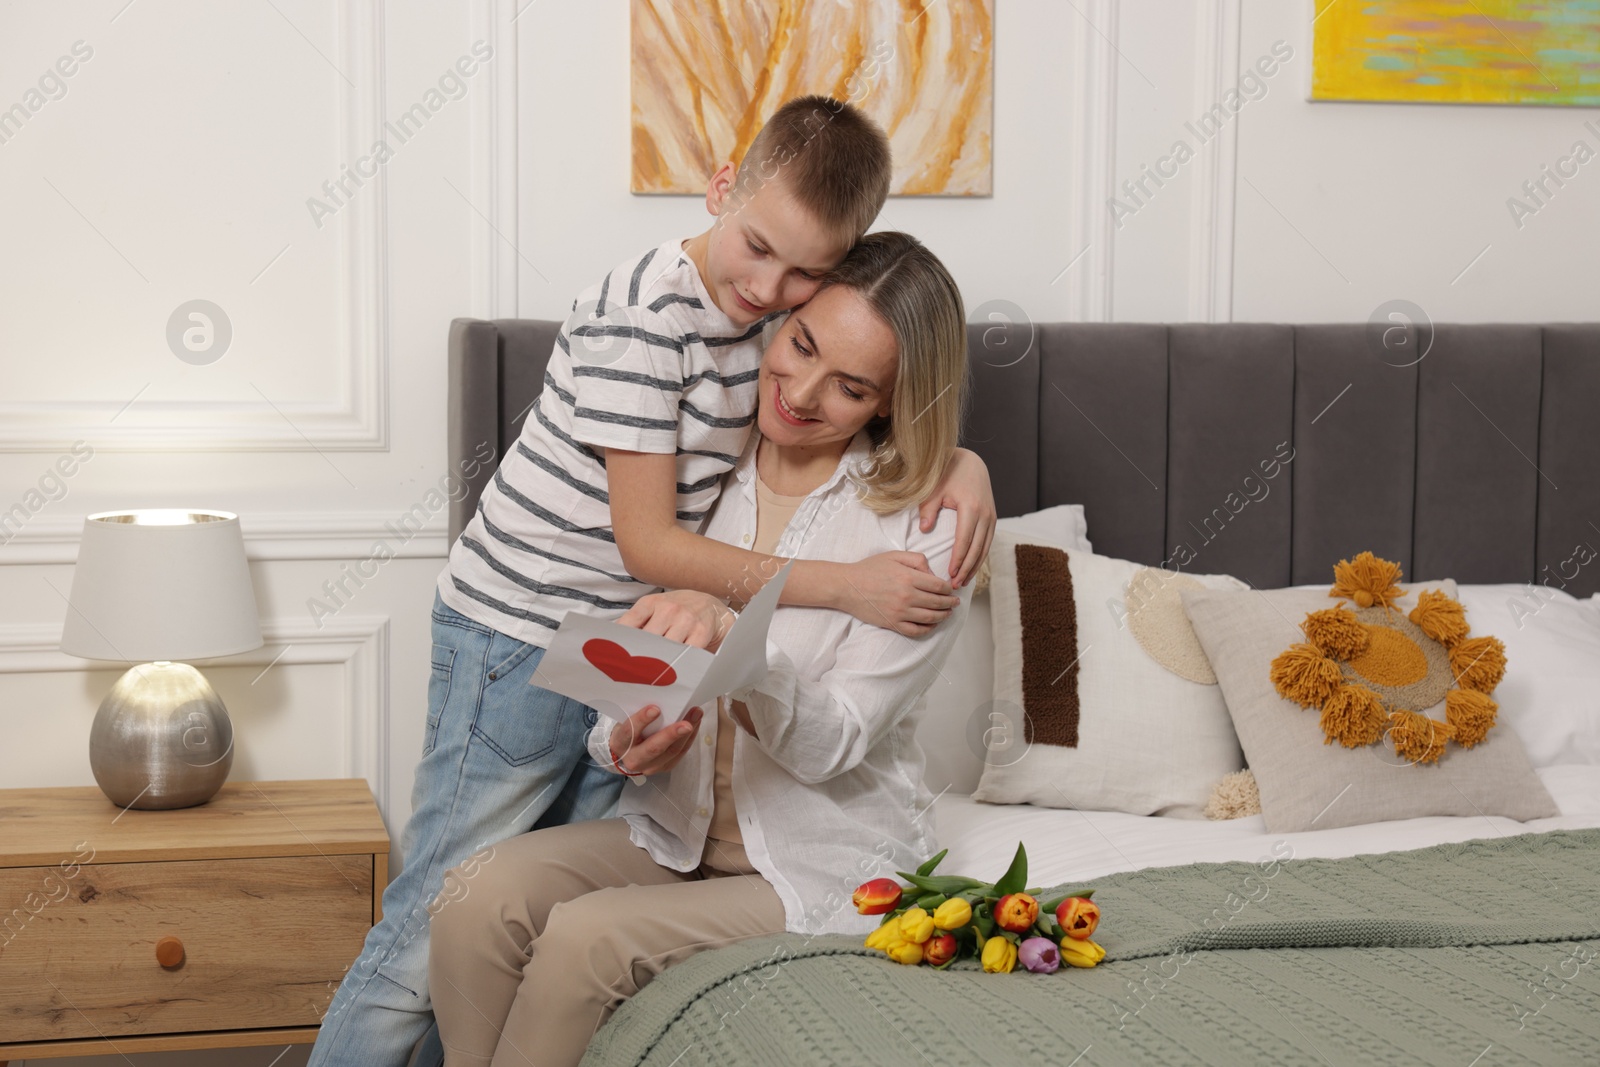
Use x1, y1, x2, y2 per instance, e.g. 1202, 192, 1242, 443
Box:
821, 231, 968, 514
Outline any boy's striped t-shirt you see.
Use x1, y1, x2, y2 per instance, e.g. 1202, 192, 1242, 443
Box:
438, 238, 782, 646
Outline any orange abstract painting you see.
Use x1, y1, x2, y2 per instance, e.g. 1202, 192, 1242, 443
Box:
1312, 0, 1600, 106
631, 0, 993, 195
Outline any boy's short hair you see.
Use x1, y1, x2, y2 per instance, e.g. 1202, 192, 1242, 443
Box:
730, 95, 891, 243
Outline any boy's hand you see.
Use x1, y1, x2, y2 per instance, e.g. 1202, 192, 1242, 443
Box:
618, 590, 736, 650
841, 552, 960, 637
608, 704, 705, 776
917, 447, 997, 589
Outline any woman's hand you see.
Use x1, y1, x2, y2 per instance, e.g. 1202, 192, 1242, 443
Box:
917, 447, 997, 588
617, 590, 737, 650
608, 704, 705, 776
839, 552, 961, 637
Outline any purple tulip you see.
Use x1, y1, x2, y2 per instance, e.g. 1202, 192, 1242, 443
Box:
1018, 936, 1060, 974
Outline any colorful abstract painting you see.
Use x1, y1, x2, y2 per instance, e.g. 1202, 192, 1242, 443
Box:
631, 0, 993, 196
1312, 0, 1600, 106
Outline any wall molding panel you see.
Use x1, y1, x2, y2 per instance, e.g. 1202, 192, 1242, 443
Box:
1187, 0, 1242, 323
1066, 0, 1120, 322
0, 0, 390, 453
0, 614, 393, 817
0, 512, 449, 565
468, 0, 522, 320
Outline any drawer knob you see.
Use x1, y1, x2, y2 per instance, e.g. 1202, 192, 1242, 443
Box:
155, 935, 185, 968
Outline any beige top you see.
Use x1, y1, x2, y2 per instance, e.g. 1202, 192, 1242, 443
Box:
700, 466, 808, 872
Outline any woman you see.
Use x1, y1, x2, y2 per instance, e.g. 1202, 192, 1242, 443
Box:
428, 232, 972, 1067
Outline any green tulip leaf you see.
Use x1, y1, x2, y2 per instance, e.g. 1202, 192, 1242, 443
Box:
895, 871, 988, 896
992, 843, 1029, 896
915, 848, 949, 877
915, 892, 948, 911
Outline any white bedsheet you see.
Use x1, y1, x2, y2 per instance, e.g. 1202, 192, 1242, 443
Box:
933, 764, 1600, 888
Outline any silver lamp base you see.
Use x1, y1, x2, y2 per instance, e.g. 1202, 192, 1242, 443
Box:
89, 661, 235, 810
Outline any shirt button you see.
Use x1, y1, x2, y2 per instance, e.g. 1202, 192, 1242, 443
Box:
703, 734, 713, 746
742, 534, 750, 543
696, 807, 708, 817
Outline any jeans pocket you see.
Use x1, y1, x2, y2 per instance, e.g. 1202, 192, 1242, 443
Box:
423, 644, 456, 756
470, 641, 571, 766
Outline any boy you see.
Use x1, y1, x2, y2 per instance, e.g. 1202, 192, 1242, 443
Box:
307, 95, 995, 1067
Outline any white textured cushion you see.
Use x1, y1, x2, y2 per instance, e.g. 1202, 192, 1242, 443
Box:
914, 506, 1091, 797
971, 530, 1247, 817
1452, 584, 1600, 767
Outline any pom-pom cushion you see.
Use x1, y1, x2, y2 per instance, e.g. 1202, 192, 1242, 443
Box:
1268, 553, 1508, 763
1182, 572, 1557, 834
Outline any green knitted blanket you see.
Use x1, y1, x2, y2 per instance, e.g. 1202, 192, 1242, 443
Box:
581, 829, 1600, 1066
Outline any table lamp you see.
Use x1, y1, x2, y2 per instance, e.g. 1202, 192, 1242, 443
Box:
60, 509, 262, 809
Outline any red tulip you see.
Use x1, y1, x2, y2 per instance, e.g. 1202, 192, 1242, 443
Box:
924, 933, 958, 967
852, 877, 903, 915
994, 892, 1040, 933
1056, 896, 1100, 940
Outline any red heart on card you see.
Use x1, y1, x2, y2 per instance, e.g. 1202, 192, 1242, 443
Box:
582, 639, 678, 686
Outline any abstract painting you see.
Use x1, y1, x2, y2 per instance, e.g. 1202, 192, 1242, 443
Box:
1312, 0, 1600, 106
631, 0, 993, 195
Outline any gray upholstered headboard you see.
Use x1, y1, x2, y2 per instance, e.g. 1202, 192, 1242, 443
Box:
448, 318, 1600, 598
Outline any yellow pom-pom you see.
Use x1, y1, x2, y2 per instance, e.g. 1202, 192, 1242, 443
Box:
1319, 683, 1388, 748
1330, 551, 1404, 610
1302, 607, 1370, 660
1445, 689, 1498, 747
1271, 644, 1345, 708
1387, 710, 1453, 765
1449, 636, 1507, 693
1409, 590, 1470, 646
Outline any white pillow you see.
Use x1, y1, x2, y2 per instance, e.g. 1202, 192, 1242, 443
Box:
913, 506, 1090, 797
1452, 584, 1600, 767
972, 530, 1247, 817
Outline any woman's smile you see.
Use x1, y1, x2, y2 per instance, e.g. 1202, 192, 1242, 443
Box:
772, 381, 820, 425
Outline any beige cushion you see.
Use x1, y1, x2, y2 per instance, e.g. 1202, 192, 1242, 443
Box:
972, 529, 1247, 816
1182, 583, 1559, 833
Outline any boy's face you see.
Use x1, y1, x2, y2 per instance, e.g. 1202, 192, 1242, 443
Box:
697, 164, 852, 326
757, 284, 896, 452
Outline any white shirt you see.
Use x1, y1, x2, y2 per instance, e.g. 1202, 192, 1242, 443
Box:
439, 238, 780, 646
586, 430, 973, 935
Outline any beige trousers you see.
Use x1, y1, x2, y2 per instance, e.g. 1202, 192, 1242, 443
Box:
428, 817, 786, 1067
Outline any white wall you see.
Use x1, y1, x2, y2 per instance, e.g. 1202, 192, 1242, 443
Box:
519, 0, 1598, 326
2, 2, 1594, 1064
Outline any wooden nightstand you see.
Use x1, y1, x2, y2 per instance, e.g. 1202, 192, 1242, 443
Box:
0, 778, 389, 1061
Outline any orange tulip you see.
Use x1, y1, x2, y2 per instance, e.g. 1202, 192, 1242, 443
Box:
924, 933, 958, 967
994, 892, 1040, 933
852, 877, 903, 915
1056, 896, 1100, 941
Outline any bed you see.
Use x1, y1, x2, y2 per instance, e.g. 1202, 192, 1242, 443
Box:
447, 318, 1600, 1065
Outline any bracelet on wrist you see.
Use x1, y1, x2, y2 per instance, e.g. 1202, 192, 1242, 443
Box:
611, 746, 644, 778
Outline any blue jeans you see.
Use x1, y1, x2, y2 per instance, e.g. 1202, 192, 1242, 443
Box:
307, 593, 623, 1067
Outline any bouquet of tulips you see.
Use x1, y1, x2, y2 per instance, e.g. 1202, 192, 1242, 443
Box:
853, 843, 1104, 973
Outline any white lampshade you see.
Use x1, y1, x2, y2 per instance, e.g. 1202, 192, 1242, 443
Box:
61, 509, 263, 663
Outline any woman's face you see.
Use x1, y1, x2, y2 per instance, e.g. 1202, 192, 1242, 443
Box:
757, 285, 898, 451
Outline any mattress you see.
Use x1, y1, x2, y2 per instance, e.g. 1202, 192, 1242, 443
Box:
933, 764, 1600, 886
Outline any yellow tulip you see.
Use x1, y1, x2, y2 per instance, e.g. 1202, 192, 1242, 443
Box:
931, 898, 972, 930
884, 936, 924, 965
1058, 937, 1106, 968
864, 923, 899, 953
981, 936, 1018, 974
898, 906, 935, 944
